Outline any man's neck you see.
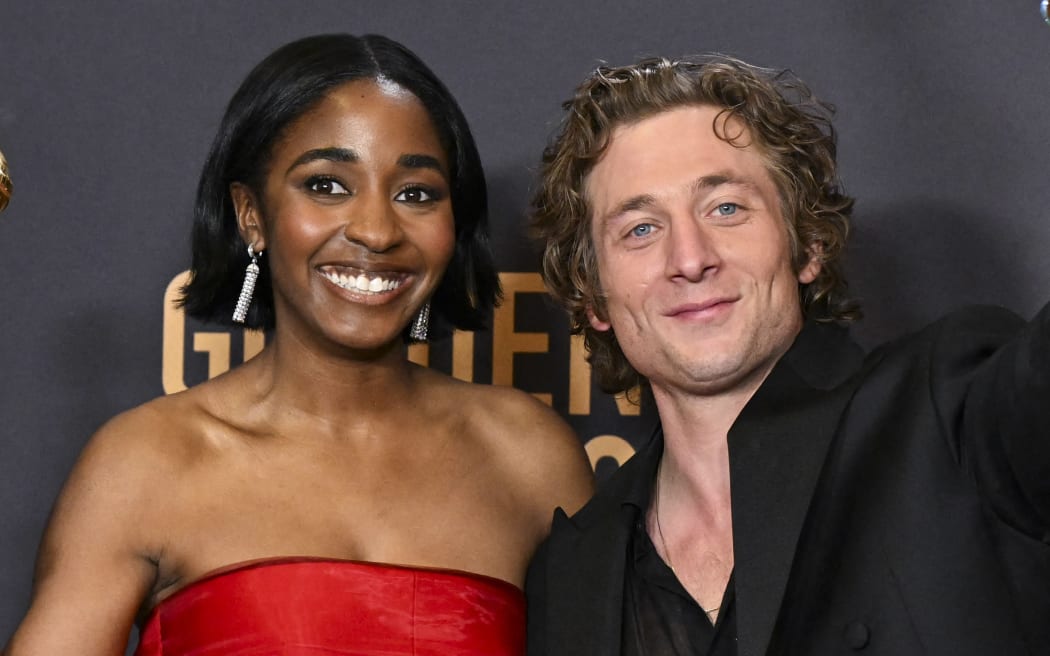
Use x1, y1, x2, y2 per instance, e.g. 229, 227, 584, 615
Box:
651, 346, 785, 499
647, 381, 757, 617
653, 391, 741, 506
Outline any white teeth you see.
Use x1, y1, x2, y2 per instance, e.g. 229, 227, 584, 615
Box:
322, 269, 403, 294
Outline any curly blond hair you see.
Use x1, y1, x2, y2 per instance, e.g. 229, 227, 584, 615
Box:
531, 55, 859, 394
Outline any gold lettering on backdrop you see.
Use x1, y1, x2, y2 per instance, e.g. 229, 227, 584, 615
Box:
193, 333, 231, 379
407, 330, 473, 381
492, 273, 551, 405
162, 272, 191, 394
584, 435, 637, 468
244, 330, 265, 361
568, 334, 642, 416
163, 271, 265, 393
568, 333, 589, 414
451, 330, 474, 382
407, 342, 428, 367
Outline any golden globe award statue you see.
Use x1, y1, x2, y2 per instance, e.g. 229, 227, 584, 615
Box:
0, 147, 11, 213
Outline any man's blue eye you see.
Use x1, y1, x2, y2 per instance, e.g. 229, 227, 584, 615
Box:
716, 203, 738, 216
630, 224, 653, 237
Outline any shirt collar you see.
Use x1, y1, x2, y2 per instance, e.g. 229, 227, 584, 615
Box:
618, 320, 863, 513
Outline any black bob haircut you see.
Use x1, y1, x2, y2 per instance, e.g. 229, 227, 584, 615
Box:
179, 33, 501, 335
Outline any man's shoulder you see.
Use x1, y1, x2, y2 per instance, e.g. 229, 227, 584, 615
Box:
556, 433, 660, 532
866, 304, 1028, 364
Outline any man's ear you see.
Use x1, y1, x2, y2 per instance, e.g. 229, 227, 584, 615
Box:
586, 305, 612, 332
798, 242, 823, 284
230, 182, 266, 252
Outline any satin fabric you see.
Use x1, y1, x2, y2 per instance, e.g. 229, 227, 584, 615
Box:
135, 557, 525, 655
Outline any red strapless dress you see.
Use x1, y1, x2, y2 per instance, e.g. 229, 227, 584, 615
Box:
134, 557, 525, 655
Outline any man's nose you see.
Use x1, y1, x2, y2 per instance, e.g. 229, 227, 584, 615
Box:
665, 216, 720, 282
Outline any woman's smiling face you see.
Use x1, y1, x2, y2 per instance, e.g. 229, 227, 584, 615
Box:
234, 78, 455, 354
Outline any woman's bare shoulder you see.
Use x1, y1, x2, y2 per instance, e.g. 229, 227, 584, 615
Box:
426, 374, 571, 443
39, 383, 235, 576
71, 378, 245, 506
433, 376, 595, 518
87, 388, 211, 463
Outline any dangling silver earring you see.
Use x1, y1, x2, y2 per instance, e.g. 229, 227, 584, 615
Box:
409, 302, 430, 342
232, 245, 261, 324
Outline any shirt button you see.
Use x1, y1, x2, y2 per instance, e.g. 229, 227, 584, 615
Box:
843, 621, 870, 650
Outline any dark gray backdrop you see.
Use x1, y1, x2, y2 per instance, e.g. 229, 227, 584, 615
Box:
2, 1, 1048, 646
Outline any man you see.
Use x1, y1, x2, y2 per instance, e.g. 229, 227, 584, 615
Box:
527, 56, 1049, 655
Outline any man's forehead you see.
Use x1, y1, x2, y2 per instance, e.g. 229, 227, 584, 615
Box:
589, 106, 759, 171
605, 104, 754, 148
583, 109, 773, 221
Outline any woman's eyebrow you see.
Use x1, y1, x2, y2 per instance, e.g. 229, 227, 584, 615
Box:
286, 147, 358, 174
398, 153, 447, 177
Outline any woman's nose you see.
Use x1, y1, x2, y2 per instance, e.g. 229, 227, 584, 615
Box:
343, 192, 404, 253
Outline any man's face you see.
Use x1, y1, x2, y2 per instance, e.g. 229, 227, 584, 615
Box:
584, 104, 820, 399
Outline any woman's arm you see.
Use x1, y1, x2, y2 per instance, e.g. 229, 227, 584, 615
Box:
5, 412, 164, 655
493, 388, 595, 538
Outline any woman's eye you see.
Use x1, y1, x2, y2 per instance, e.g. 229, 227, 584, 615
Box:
629, 223, 653, 238
715, 202, 739, 216
305, 176, 349, 195
395, 186, 441, 204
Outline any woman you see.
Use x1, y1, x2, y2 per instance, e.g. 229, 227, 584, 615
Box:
5, 34, 593, 655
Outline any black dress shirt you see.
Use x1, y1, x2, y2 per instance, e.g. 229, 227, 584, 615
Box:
621, 508, 737, 654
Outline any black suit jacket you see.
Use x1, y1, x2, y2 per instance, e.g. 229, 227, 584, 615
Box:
527, 305, 1050, 655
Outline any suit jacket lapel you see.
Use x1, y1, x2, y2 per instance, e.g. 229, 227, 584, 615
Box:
543, 508, 631, 656
729, 323, 864, 656
542, 436, 662, 656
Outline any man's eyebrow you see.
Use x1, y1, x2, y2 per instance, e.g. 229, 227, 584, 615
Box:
691, 173, 758, 194
286, 147, 357, 174
600, 173, 758, 224
604, 193, 658, 222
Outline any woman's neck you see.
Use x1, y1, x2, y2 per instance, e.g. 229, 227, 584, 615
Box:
238, 328, 424, 435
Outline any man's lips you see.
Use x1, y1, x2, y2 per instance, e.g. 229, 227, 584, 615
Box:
663, 297, 738, 318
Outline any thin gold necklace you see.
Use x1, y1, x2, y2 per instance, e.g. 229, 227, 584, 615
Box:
653, 463, 721, 617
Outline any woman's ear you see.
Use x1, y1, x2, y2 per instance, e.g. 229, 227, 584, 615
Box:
230, 182, 266, 252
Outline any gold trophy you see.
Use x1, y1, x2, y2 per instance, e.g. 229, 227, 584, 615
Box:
0, 147, 11, 213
